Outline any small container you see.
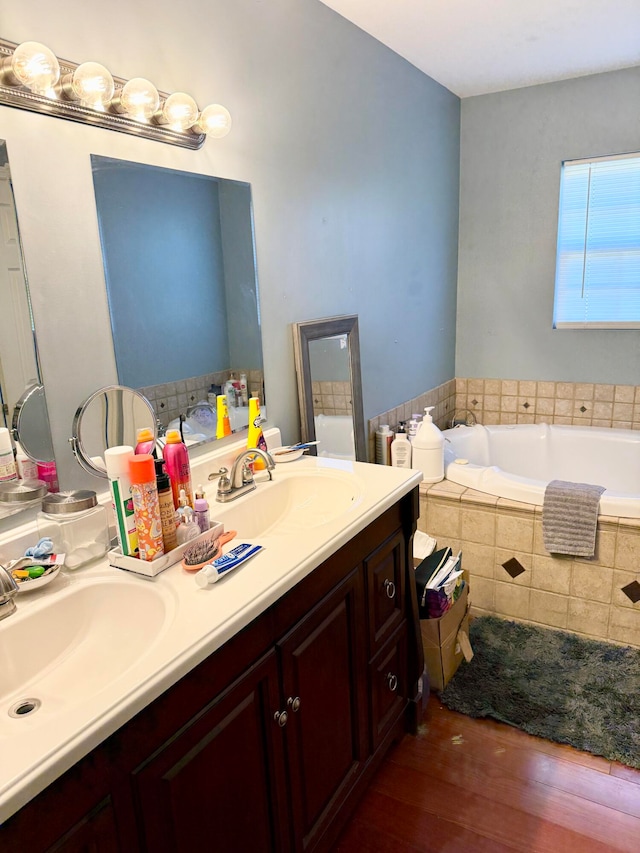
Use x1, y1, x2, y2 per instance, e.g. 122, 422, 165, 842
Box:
37, 460, 59, 493
135, 427, 156, 456
375, 425, 393, 465
14, 440, 39, 480
391, 423, 412, 468
193, 497, 210, 534
155, 458, 178, 553
0, 427, 17, 482
37, 490, 110, 570
129, 454, 164, 562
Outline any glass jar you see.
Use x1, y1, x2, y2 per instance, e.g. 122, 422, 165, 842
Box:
37, 490, 110, 570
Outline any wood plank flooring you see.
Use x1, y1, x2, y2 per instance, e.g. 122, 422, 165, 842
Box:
335, 693, 640, 852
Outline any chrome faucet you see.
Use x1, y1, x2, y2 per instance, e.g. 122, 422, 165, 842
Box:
0, 564, 19, 620
214, 448, 275, 503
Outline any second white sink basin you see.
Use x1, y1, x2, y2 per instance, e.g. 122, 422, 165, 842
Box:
0, 577, 175, 709
213, 469, 364, 538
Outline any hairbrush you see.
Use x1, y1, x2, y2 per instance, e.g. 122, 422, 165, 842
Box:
181, 530, 237, 572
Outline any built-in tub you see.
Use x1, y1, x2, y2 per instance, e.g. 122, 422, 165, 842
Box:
443, 423, 640, 518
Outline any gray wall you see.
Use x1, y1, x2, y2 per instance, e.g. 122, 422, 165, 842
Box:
456, 66, 640, 383
2, 0, 460, 490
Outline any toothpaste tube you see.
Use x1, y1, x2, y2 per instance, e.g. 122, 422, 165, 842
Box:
195, 543, 263, 588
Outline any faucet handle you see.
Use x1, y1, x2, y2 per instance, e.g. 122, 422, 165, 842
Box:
212, 467, 232, 497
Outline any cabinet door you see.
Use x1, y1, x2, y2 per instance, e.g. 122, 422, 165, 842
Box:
364, 529, 405, 653
278, 567, 366, 852
369, 625, 407, 751
131, 649, 289, 853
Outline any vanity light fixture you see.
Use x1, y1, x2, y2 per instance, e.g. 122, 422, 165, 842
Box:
0, 38, 232, 149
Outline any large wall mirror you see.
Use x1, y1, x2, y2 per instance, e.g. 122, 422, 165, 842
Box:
0, 139, 56, 516
91, 155, 265, 442
292, 315, 366, 462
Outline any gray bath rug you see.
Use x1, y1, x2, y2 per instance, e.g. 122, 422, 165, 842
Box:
440, 615, 640, 769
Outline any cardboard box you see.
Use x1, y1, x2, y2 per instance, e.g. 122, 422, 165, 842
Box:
420, 583, 471, 692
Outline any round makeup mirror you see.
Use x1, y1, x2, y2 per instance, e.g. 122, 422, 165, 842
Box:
70, 385, 157, 478
11, 383, 56, 463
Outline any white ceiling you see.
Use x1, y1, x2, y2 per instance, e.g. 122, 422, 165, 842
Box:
319, 0, 640, 97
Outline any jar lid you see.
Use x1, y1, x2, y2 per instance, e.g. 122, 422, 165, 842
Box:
41, 490, 98, 514
0, 479, 48, 504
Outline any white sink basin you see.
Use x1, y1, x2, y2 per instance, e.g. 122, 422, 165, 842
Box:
0, 577, 174, 708
213, 469, 364, 538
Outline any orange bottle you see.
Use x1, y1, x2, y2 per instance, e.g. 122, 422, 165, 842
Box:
128, 454, 164, 562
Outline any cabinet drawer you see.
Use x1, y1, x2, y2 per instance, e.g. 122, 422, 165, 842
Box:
364, 529, 405, 654
369, 624, 407, 751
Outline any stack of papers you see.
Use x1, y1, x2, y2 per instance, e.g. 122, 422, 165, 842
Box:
421, 549, 462, 607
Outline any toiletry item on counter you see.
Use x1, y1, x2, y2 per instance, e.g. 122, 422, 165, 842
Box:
163, 429, 193, 509
135, 427, 156, 456
239, 373, 248, 406
176, 504, 201, 546
247, 397, 268, 469
14, 440, 39, 480
216, 395, 232, 439
181, 529, 236, 572
195, 542, 263, 588
412, 406, 444, 483
407, 418, 420, 443
193, 495, 210, 534
104, 445, 138, 557
129, 454, 164, 562
224, 374, 238, 407
391, 423, 412, 468
375, 424, 393, 465
155, 458, 178, 553
37, 490, 110, 570
37, 460, 59, 493
0, 427, 18, 482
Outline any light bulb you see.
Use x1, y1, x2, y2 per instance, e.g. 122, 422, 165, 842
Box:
118, 77, 159, 121
194, 104, 232, 138
10, 41, 60, 95
160, 92, 199, 131
69, 62, 114, 110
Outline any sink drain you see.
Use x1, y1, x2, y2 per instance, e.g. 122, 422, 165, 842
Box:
9, 698, 41, 718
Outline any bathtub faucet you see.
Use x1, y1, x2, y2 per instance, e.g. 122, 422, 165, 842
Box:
449, 410, 477, 428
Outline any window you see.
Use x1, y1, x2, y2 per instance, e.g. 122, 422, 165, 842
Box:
553, 152, 640, 328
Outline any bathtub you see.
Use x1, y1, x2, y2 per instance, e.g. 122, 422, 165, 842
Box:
443, 423, 640, 518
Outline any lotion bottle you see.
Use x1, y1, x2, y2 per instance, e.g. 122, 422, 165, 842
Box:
375, 425, 393, 465
391, 423, 412, 468
411, 406, 444, 483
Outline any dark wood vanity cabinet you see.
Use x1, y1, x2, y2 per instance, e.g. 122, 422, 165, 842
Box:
2, 488, 421, 853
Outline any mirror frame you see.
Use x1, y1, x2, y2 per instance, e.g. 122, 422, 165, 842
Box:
70, 385, 157, 478
292, 314, 366, 462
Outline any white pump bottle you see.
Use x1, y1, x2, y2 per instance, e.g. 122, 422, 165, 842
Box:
411, 406, 444, 483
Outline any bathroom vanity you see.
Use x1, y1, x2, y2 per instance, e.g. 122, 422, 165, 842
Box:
0, 446, 422, 852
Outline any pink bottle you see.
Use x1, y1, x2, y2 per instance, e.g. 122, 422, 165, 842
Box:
162, 430, 193, 509
37, 460, 59, 493
135, 427, 156, 455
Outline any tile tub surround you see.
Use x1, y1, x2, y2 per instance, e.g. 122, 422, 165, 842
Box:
419, 480, 640, 648
312, 379, 353, 417
456, 377, 640, 430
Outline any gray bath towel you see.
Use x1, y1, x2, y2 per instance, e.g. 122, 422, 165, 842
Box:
542, 480, 605, 557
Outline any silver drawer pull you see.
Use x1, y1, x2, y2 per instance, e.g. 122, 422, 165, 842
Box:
383, 578, 396, 599
386, 672, 398, 692
287, 696, 301, 712
274, 710, 289, 727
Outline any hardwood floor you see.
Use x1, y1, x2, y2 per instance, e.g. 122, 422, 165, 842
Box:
335, 692, 640, 852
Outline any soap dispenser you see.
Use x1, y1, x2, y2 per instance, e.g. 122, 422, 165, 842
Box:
411, 406, 444, 483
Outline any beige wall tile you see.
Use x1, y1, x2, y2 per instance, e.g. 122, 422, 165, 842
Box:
615, 529, 640, 570
501, 379, 518, 396
574, 383, 594, 400
424, 498, 461, 540
500, 412, 518, 424
496, 511, 534, 552
468, 379, 485, 395
570, 563, 613, 603
613, 402, 633, 421
537, 381, 556, 398
469, 576, 495, 610
462, 542, 496, 578
536, 398, 554, 416
530, 590, 568, 628
556, 383, 575, 399
461, 507, 496, 545
502, 395, 518, 413
612, 570, 640, 609
519, 380, 537, 397
593, 401, 613, 420
484, 379, 502, 395
425, 480, 465, 499
495, 582, 530, 619
484, 394, 501, 411
608, 605, 640, 646
567, 599, 611, 639
615, 385, 635, 404
555, 399, 573, 417
531, 554, 572, 594
594, 384, 615, 402
575, 528, 616, 568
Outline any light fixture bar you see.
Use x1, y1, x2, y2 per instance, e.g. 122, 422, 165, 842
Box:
0, 38, 207, 150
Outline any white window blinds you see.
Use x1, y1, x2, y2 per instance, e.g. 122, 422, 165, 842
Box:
553, 152, 640, 329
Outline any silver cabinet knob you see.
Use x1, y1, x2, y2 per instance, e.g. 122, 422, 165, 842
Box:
287, 696, 301, 712
386, 672, 398, 692
274, 710, 289, 727
383, 578, 396, 599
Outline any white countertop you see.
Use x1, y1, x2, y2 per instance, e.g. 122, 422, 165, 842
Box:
0, 441, 421, 823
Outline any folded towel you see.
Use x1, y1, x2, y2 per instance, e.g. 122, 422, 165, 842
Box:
542, 480, 605, 557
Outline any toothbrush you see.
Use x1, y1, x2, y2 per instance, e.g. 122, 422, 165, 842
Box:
274, 441, 319, 455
